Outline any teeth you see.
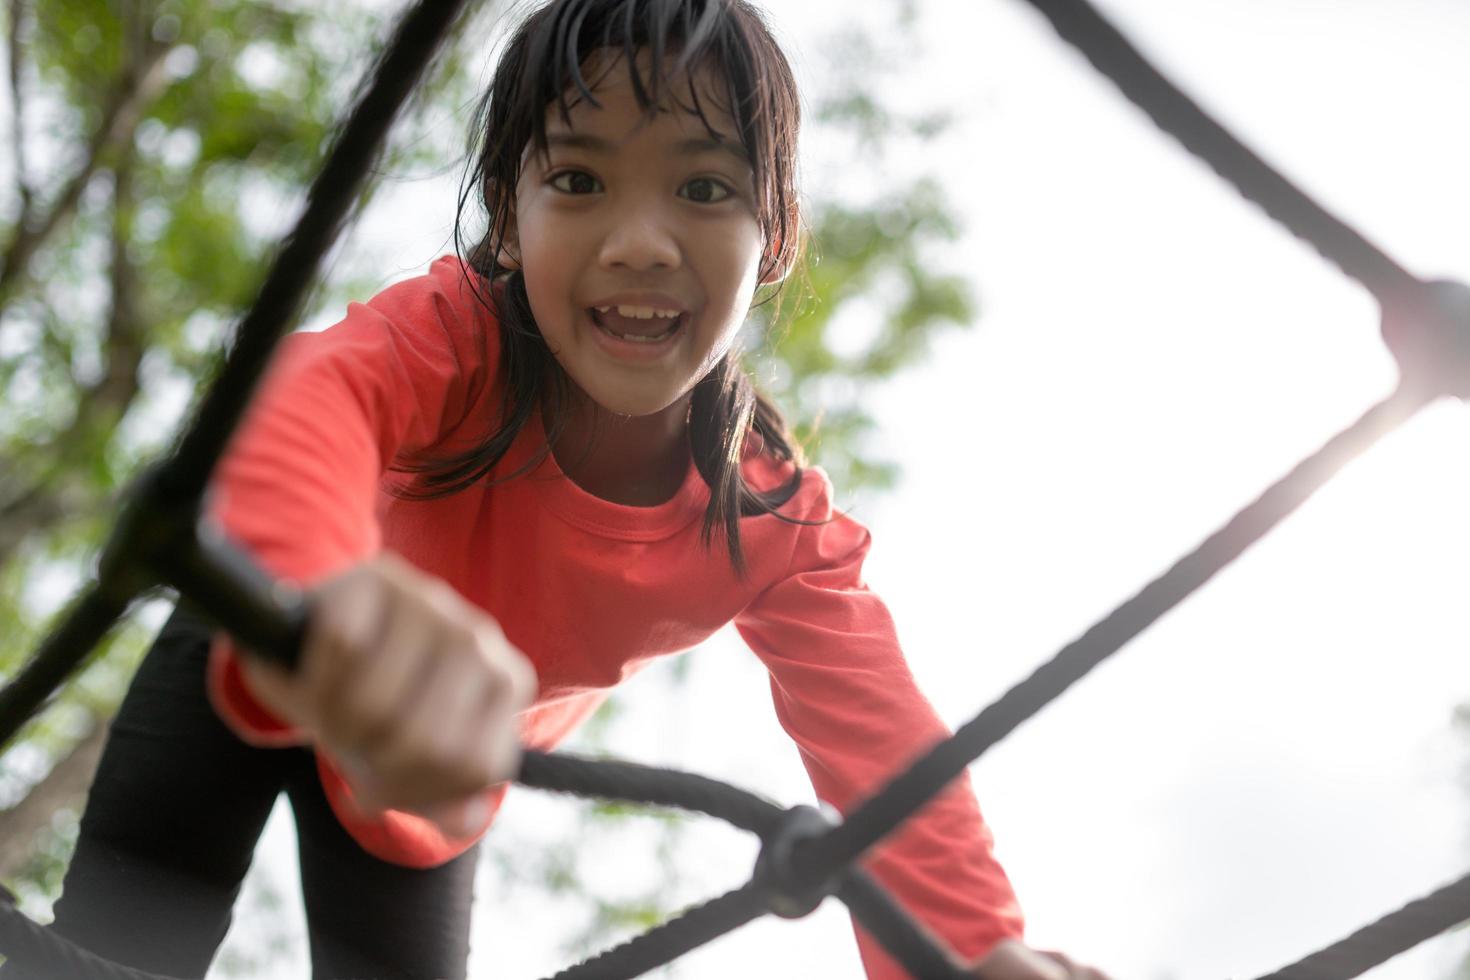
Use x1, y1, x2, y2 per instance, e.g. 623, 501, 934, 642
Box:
594, 304, 680, 319
616, 326, 676, 343
590, 308, 681, 342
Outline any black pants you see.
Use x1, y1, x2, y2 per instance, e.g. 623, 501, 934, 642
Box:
34, 605, 479, 980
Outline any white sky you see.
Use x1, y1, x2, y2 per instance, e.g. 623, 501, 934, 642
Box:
217, 1, 1470, 978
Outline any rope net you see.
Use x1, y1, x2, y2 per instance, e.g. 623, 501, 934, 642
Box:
2, 0, 1468, 977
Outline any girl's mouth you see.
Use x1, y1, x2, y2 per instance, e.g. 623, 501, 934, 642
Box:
588, 307, 684, 344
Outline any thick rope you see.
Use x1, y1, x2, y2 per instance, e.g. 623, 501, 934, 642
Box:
160, 0, 470, 506
1252, 870, 1470, 980
540, 881, 769, 980
1019, 0, 1422, 309
838, 870, 972, 979
0, 898, 188, 980
793, 381, 1432, 883
0, 0, 466, 757
0, 584, 131, 748
2, 1, 1467, 978
518, 749, 785, 837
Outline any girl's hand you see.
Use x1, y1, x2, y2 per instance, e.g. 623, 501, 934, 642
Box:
238, 553, 537, 837
971, 939, 1113, 980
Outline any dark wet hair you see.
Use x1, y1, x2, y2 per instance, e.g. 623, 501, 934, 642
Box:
396, 0, 811, 575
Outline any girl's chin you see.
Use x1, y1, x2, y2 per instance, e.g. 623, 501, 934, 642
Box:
559, 377, 690, 421
585, 392, 686, 420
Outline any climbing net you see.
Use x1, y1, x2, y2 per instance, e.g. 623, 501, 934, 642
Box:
1, 0, 1468, 977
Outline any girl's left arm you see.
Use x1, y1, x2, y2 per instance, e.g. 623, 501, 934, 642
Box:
733, 476, 1110, 980
733, 486, 1023, 977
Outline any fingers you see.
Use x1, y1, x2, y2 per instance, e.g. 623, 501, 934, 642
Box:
970, 940, 1112, 980
1040, 950, 1113, 980
417, 794, 493, 839
261, 553, 536, 820
307, 565, 402, 749
369, 629, 514, 807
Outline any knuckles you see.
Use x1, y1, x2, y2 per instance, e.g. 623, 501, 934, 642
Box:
295, 554, 534, 811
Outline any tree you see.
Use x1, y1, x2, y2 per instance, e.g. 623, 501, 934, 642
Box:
0, 0, 454, 916
0, 1, 976, 973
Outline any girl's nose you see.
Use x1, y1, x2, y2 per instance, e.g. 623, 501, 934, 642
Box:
597, 210, 681, 272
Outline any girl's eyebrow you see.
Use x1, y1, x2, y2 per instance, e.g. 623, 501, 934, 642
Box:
676, 137, 752, 167
545, 132, 751, 167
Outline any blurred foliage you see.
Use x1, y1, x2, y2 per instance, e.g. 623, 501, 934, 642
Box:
0, 0, 978, 973
747, 21, 975, 497
752, 178, 970, 494
0, 0, 481, 955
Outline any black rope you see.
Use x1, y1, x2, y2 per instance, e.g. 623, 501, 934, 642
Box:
159, 0, 471, 507
0, 0, 465, 755
0, 897, 189, 980
792, 381, 1433, 883
0, 584, 131, 747
0, 872, 758, 980
1019, 0, 1423, 310
1, 1, 1467, 978
518, 749, 785, 837
838, 870, 972, 979
539, 881, 769, 980
1252, 870, 1470, 980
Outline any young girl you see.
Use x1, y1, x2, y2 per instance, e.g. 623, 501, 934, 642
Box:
41, 1, 1111, 978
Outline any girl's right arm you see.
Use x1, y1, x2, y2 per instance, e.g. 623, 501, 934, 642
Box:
204, 258, 530, 836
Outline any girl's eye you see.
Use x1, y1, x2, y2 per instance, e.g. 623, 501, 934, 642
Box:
549, 171, 602, 195
679, 177, 734, 204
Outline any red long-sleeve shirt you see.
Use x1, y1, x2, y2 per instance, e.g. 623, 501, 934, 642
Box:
205, 255, 1024, 974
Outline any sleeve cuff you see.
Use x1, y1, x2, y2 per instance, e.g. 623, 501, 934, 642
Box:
206, 635, 311, 748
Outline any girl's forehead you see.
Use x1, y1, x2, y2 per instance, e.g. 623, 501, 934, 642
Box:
550, 49, 738, 135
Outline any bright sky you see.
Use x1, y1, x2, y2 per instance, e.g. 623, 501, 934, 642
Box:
218, 1, 1470, 978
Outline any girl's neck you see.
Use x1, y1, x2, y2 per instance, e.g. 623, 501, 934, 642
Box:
547, 390, 692, 507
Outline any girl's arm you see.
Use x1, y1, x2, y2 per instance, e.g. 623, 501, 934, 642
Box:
205, 258, 533, 837
735, 475, 1112, 979
206, 258, 494, 741
733, 481, 1025, 977
207, 259, 495, 611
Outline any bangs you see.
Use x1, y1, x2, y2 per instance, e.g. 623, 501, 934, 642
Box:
532, 0, 729, 136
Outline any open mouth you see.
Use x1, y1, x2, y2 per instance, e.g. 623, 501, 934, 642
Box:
589, 307, 684, 344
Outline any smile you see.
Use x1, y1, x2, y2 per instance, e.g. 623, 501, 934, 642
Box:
589, 307, 684, 344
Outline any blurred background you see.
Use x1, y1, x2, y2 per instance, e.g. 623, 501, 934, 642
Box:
0, 0, 1468, 977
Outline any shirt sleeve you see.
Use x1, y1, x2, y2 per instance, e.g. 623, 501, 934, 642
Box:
734, 475, 1024, 976
204, 259, 499, 743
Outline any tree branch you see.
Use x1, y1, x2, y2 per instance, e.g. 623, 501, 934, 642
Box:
0, 34, 173, 309
0, 127, 149, 572
87, 129, 145, 420
7, 0, 31, 220
0, 711, 110, 880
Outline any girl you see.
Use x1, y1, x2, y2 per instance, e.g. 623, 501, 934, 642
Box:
41, 1, 1111, 978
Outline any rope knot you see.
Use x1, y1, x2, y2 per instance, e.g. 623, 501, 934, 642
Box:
1381, 279, 1470, 399
752, 804, 839, 919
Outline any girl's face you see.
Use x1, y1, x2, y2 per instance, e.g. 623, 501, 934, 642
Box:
512, 54, 774, 419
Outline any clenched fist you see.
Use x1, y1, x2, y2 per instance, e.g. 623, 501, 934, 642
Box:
238, 553, 537, 837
